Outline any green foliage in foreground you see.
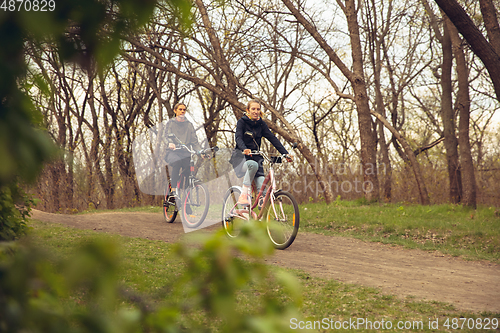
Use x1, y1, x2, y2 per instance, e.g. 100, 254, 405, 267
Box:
26, 220, 499, 333
2, 222, 302, 333
0, 183, 33, 240
301, 201, 500, 262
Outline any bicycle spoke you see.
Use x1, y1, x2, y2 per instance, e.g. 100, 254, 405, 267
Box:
266, 191, 299, 249
222, 187, 250, 237
181, 184, 209, 228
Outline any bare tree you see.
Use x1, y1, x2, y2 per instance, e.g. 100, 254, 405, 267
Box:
124, 0, 339, 202
280, 0, 380, 201
421, 0, 479, 207
441, 17, 463, 203
446, 18, 478, 208
434, 0, 500, 101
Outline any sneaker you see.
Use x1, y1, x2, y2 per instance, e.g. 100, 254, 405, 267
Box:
170, 190, 181, 208
237, 193, 250, 206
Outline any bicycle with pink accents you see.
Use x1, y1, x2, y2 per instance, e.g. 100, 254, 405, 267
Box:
221, 144, 299, 250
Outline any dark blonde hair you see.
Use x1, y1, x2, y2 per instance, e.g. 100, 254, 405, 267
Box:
246, 99, 260, 110
173, 102, 186, 111
246, 99, 264, 117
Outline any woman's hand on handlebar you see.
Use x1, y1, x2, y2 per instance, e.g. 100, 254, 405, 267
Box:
284, 154, 293, 162
243, 149, 251, 155
169, 143, 176, 150
198, 147, 218, 159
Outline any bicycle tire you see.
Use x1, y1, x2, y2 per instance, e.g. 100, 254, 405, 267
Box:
221, 186, 249, 238
265, 190, 299, 250
180, 183, 209, 228
163, 192, 178, 223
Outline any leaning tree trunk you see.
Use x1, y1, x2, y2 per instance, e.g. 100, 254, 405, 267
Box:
370, 111, 430, 205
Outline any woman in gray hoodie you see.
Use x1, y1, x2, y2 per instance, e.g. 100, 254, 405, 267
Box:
165, 103, 203, 196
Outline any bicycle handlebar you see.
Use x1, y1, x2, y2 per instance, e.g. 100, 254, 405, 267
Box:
242, 150, 292, 163
172, 144, 219, 156
167, 133, 218, 156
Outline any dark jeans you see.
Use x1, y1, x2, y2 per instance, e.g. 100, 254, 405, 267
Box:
168, 157, 190, 190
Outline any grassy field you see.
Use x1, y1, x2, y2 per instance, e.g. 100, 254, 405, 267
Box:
26, 209, 500, 332
299, 200, 500, 263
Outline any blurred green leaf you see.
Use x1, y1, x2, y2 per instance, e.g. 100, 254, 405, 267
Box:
1, 222, 305, 332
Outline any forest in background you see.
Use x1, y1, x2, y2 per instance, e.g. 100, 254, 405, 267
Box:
23, 0, 500, 212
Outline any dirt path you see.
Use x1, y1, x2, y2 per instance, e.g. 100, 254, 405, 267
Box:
30, 210, 500, 313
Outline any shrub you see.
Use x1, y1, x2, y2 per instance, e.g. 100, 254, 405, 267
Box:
0, 182, 32, 241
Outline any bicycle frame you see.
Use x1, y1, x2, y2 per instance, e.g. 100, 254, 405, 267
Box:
223, 142, 299, 249
167, 135, 217, 190
164, 135, 218, 226
229, 150, 287, 221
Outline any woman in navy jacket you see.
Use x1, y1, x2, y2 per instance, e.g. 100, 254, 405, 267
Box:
235, 100, 290, 205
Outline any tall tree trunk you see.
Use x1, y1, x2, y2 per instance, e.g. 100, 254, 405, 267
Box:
345, 0, 379, 201
479, 0, 500, 57
99, 77, 115, 209
378, 122, 392, 201
434, 0, 500, 101
447, 18, 477, 208
88, 74, 106, 209
49, 162, 61, 212
65, 153, 75, 210
368, 1, 392, 201
441, 21, 462, 203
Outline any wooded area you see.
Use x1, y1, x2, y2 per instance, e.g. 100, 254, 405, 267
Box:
23, 0, 500, 212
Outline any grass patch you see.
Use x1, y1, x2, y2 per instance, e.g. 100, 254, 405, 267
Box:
77, 205, 163, 215
26, 220, 499, 332
301, 202, 500, 262
28, 220, 183, 304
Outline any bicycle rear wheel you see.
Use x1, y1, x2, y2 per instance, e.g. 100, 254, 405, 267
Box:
221, 187, 249, 238
266, 190, 299, 249
181, 183, 209, 228
163, 191, 177, 223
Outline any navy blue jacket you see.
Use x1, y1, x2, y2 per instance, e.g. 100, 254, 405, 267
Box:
235, 115, 288, 178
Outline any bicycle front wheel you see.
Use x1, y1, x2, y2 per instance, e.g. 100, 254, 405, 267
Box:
221, 186, 249, 238
266, 190, 299, 250
180, 183, 209, 228
163, 192, 177, 223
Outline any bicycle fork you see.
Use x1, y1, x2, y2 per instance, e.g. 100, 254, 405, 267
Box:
256, 168, 277, 221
